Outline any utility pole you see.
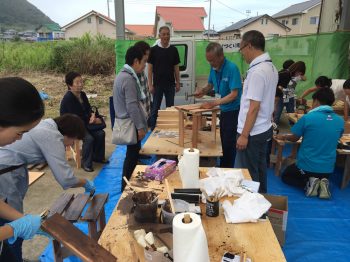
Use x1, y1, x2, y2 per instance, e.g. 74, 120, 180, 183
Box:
340, 0, 350, 30
114, 0, 125, 40
207, 0, 212, 41
107, 0, 110, 18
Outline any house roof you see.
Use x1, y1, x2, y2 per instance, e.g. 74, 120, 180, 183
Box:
36, 23, 61, 32
273, 0, 321, 18
203, 29, 219, 36
62, 10, 116, 29
156, 6, 207, 31
125, 25, 154, 37
218, 14, 290, 33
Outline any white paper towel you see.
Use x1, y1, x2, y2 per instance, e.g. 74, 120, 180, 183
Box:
173, 212, 210, 262
178, 148, 199, 188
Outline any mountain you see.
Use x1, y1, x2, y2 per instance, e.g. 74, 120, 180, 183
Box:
0, 0, 57, 31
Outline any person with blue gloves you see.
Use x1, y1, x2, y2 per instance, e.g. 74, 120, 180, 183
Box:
0, 77, 45, 261
0, 113, 96, 260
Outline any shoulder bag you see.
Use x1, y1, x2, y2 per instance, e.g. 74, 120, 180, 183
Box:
112, 118, 137, 145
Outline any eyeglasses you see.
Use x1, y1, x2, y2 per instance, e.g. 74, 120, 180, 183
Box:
239, 44, 248, 53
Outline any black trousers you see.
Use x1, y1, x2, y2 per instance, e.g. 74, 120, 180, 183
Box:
150, 85, 175, 130
82, 129, 106, 168
281, 163, 330, 188
122, 140, 141, 191
219, 110, 239, 168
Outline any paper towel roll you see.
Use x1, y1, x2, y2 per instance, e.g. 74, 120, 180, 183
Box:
178, 148, 199, 188
173, 212, 210, 262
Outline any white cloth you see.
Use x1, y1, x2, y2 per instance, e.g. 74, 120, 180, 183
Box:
237, 53, 278, 136
0, 119, 79, 212
199, 168, 246, 197
331, 79, 346, 101
222, 192, 271, 224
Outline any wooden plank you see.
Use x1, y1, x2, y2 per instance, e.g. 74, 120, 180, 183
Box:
156, 124, 179, 129
140, 128, 222, 157
28, 172, 45, 186
158, 110, 178, 118
211, 110, 217, 141
178, 111, 184, 147
99, 166, 286, 262
341, 154, 350, 189
64, 194, 90, 222
36, 162, 48, 170
192, 114, 199, 148
41, 213, 117, 262
82, 194, 109, 222
48, 193, 74, 217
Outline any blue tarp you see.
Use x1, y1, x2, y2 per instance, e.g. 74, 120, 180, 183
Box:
40, 141, 350, 262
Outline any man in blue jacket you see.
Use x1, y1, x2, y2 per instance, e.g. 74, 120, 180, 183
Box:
195, 42, 242, 167
277, 88, 344, 199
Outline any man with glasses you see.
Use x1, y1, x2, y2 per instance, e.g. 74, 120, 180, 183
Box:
194, 42, 242, 168
148, 26, 180, 130
235, 30, 278, 193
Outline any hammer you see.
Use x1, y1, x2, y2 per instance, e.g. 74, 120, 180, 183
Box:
185, 92, 196, 101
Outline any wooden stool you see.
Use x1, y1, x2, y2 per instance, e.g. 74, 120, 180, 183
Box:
41, 213, 116, 262
46, 192, 109, 261
175, 104, 220, 148
270, 136, 300, 176
66, 140, 81, 168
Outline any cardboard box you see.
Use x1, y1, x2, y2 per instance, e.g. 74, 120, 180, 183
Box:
263, 194, 288, 246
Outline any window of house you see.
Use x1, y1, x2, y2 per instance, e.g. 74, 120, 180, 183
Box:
261, 19, 264, 25
99, 18, 103, 24
310, 16, 319, 25
174, 44, 188, 71
292, 18, 298, 25
282, 20, 286, 25
265, 18, 268, 24
87, 17, 91, 24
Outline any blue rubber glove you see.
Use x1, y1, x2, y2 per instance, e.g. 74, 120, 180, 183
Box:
6, 214, 41, 244
84, 179, 95, 194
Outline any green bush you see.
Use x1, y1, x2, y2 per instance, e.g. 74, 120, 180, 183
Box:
0, 33, 116, 75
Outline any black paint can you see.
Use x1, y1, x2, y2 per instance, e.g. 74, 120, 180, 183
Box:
206, 199, 219, 217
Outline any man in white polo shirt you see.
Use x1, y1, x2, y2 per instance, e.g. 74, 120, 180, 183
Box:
235, 30, 278, 193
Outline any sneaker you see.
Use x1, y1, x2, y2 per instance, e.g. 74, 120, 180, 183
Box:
305, 177, 320, 197
319, 178, 331, 199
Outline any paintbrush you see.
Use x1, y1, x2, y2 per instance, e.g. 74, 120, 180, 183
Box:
164, 179, 175, 213
144, 232, 157, 251
123, 176, 136, 191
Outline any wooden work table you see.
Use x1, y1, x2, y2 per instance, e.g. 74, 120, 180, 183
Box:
99, 165, 286, 262
140, 128, 223, 157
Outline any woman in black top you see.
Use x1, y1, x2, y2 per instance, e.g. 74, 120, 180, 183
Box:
60, 72, 107, 172
274, 61, 306, 125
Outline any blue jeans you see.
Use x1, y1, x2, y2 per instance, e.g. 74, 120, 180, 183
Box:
235, 128, 273, 193
0, 218, 23, 262
274, 97, 295, 125
220, 110, 239, 168
149, 85, 175, 130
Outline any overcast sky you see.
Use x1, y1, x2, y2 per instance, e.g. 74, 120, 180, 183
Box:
28, 0, 303, 30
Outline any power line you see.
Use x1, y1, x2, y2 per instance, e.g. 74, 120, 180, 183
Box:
213, 0, 246, 16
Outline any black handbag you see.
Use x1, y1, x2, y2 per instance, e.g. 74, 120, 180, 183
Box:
86, 106, 106, 131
